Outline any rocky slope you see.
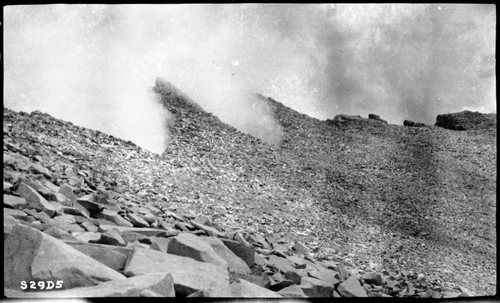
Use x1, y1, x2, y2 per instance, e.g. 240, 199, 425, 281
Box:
3, 78, 496, 298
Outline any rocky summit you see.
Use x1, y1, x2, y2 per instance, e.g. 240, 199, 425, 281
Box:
3, 78, 496, 298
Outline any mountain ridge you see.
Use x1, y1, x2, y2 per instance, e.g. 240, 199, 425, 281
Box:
3, 79, 496, 296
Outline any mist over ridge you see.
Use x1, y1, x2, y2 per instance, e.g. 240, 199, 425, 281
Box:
4, 4, 496, 153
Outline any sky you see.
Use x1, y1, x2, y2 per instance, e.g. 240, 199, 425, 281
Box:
3, 4, 496, 153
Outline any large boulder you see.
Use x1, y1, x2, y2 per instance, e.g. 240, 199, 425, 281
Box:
337, 276, 368, 297
435, 111, 496, 131
4, 224, 126, 290
167, 233, 228, 268
123, 247, 231, 297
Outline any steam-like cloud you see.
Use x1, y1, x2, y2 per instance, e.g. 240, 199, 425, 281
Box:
4, 4, 496, 153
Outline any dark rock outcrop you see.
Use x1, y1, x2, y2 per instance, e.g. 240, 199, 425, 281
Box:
403, 120, 426, 127
326, 114, 388, 128
435, 110, 496, 131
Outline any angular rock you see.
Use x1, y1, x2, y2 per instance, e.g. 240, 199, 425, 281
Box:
126, 240, 150, 249
98, 224, 179, 237
236, 274, 272, 289
39, 179, 61, 193
124, 247, 231, 297
121, 231, 152, 244
299, 276, 335, 297
27, 209, 52, 223
142, 213, 159, 226
284, 270, 302, 284
58, 185, 79, 206
4, 181, 13, 192
199, 236, 251, 274
361, 272, 383, 286
4, 224, 126, 290
61, 205, 90, 218
16, 182, 56, 217
149, 237, 173, 253
49, 218, 86, 233
229, 278, 282, 298
192, 215, 213, 226
167, 233, 228, 268
190, 220, 225, 237
3, 208, 28, 219
221, 238, 255, 267
126, 213, 149, 227
5, 273, 175, 298
269, 279, 295, 291
267, 255, 296, 273
458, 285, 476, 297
95, 218, 118, 226
95, 209, 134, 227
48, 201, 64, 216
308, 268, 340, 286
174, 221, 194, 232
81, 221, 99, 232
53, 214, 77, 224
65, 241, 130, 271
336, 264, 350, 281
4, 215, 19, 236
3, 194, 28, 209
287, 255, 319, 271
42, 226, 79, 241
76, 194, 103, 212
265, 235, 279, 248
245, 233, 271, 249
74, 232, 102, 243
293, 242, 310, 255
101, 228, 127, 246
337, 276, 368, 297
277, 284, 308, 298
442, 290, 462, 298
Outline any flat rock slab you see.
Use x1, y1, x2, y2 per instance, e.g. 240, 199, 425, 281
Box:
229, 278, 282, 298
98, 225, 177, 237
16, 182, 56, 217
4, 273, 175, 298
95, 209, 133, 227
4, 194, 28, 209
65, 241, 130, 272
3, 208, 28, 219
4, 224, 126, 290
167, 232, 228, 268
123, 247, 230, 297
190, 220, 225, 237
127, 213, 150, 227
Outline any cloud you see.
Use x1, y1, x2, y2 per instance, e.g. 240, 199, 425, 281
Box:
4, 4, 496, 152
